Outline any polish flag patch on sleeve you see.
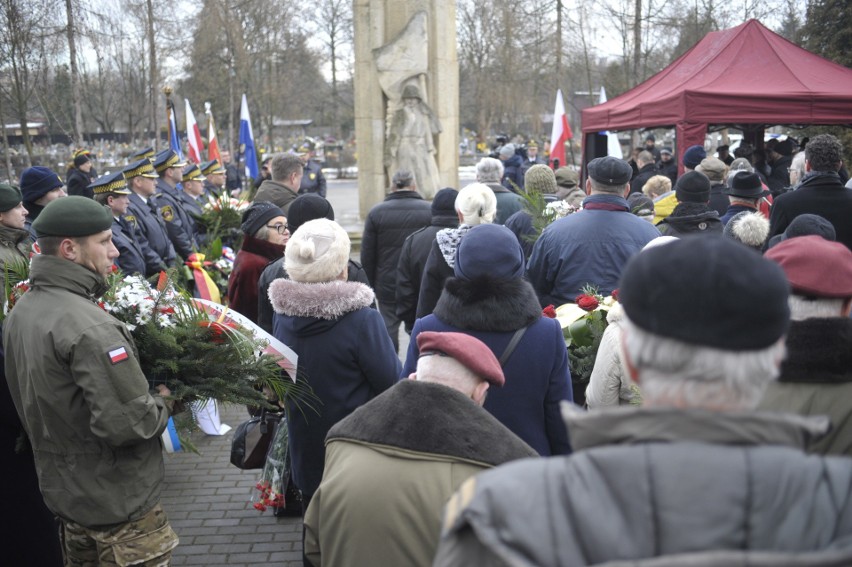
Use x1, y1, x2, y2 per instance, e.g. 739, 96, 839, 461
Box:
108, 346, 129, 365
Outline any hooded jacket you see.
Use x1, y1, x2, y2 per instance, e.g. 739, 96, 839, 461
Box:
269, 279, 401, 499
304, 380, 537, 567
656, 202, 723, 237
434, 406, 852, 566
759, 317, 852, 455
403, 275, 573, 455
3, 255, 171, 528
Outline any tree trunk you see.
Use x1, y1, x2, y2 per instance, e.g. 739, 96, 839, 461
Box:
632, 0, 641, 87
65, 0, 84, 144
0, 92, 13, 181
147, 0, 157, 148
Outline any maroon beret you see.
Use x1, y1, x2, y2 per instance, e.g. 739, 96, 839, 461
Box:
764, 235, 852, 298
416, 331, 505, 387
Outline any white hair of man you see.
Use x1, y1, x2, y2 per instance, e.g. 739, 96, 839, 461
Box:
476, 157, 504, 184
788, 295, 846, 321
622, 316, 786, 411
455, 183, 497, 225
789, 151, 807, 185
415, 354, 484, 404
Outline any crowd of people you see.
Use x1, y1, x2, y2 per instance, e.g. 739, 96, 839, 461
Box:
4, 131, 852, 566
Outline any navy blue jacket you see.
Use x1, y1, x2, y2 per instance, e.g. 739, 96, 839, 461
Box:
111, 217, 147, 276
124, 193, 176, 268
155, 179, 198, 259
402, 275, 573, 456
298, 160, 327, 198
501, 154, 525, 191
527, 194, 660, 306
270, 279, 401, 500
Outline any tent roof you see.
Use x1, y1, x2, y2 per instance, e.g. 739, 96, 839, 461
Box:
582, 19, 852, 132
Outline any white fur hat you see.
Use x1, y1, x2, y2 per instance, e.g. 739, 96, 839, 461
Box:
456, 182, 497, 225
285, 218, 350, 283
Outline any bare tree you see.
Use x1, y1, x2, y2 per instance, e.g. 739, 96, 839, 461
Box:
309, 0, 353, 140
64, 0, 84, 144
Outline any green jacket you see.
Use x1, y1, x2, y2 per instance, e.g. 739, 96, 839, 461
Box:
4, 254, 171, 528
0, 223, 31, 300
304, 380, 536, 567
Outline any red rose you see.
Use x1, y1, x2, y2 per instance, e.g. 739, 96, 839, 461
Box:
611, 289, 620, 302
542, 305, 557, 319
252, 502, 267, 512
576, 294, 599, 312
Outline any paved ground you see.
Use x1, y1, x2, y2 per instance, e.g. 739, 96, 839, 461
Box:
163, 403, 304, 566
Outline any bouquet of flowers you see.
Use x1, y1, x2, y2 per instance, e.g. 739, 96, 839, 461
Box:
547, 285, 618, 392
195, 194, 250, 251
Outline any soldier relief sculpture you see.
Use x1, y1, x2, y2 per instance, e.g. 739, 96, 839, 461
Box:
374, 11, 442, 199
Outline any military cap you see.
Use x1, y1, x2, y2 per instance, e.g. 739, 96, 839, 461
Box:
33, 196, 113, 237
153, 149, 188, 173
417, 331, 505, 387
123, 158, 159, 180
0, 183, 22, 212
201, 159, 226, 176
587, 156, 632, 186
527, 140, 538, 148
182, 164, 206, 183
89, 171, 130, 195
130, 147, 155, 161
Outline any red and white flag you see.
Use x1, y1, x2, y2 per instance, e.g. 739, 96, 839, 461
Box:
185, 100, 205, 164
108, 346, 128, 364
206, 104, 221, 163
549, 89, 573, 169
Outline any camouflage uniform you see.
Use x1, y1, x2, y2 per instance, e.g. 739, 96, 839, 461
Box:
62, 504, 178, 566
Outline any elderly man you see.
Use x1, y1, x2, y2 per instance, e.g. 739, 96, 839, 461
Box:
527, 156, 659, 306
696, 156, 730, 216
720, 171, 765, 225
760, 235, 852, 455
4, 197, 178, 564
769, 135, 852, 250
435, 237, 852, 566
253, 153, 303, 214
475, 157, 524, 224
304, 331, 535, 567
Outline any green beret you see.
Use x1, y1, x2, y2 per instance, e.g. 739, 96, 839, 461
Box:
0, 183, 22, 212
33, 196, 113, 237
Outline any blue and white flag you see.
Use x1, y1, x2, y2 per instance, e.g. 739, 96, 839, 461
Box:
239, 94, 259, 181
167, 99, 183, 160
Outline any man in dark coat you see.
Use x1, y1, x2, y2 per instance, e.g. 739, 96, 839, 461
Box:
769, 135, 852, 251
152, 150, 197, 259
361, 170, 431, 351
65, 149, 96, 199
221, 150, 242, 196
122, 158, 176, 271
760, 235, 852, 455
435, 237, 852, 566
656, 147, 678, 184
92, 172, 148, 277
720, 171, 764, 226
766, 138, 794, 196
696, 156, 730, 216
254, 153, 302, 214
305, 332, 536, 567
297, 142, 327, 198
657, 171, 723, 237
498, 144, 524, 191
396, 188, 458, 333
629, 151, 656, 195
201, 159, 227, 199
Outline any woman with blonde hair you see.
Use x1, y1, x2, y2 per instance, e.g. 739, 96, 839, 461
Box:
416, 182, 497, 318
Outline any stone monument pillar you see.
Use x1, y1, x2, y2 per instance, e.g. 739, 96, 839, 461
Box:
354, 0, 458, 218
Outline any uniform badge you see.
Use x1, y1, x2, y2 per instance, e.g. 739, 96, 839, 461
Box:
123, 214, 137, 228
108, 346, 129, 365
309, 173, 316, 180
160, 205, 175, 222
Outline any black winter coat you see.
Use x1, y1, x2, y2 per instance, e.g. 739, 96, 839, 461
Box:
360, 191, 431, 303
395, 213, 458, 333
708, 182, 729, 216
629, 163, 657, 195
657, 202, 723, 237
66, 167, 94, 199
768, 172, 852, 251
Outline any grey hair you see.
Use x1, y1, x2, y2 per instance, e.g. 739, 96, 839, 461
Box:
589, 178, 627, 195
622, 316, 785, 411
455, 183, 497, 225
253, 225, 270, 241
476, 157, 504, 183
789, 295, 846, 321
271, 153, 304, 182
415, 353, 481, 398
790, 151, 806, 181
392, 169, 415, 189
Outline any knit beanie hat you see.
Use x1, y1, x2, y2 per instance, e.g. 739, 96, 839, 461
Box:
627, 193, 655, 218
241, 201, 284, 236
499, 144, 515, 159
287, 194, 335, 234
675, 171, 711, 203
765, 213, 836, 250
455, 183, 497, 225
20, 166, 63, 202
285, 218, 350, 283
73, 152, 91, 168
454, 224, 525, 281
723, 211, 769, 250
682, 145, 707, 169
431, 188, 458, 215
524, 164, 557, 194
0, 183, 22, 212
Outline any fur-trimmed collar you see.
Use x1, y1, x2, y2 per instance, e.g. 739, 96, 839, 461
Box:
268, 278, 374, 319
328, 380, 538, 463
779, 318, 852, 384
433, 275, 541, 332
240, 234, 285, 262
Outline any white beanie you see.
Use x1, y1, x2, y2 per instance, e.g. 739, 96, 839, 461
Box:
285, 218, 350, 283
456, 183, 497, 225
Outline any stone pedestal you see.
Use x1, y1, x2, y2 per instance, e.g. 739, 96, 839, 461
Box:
354, 0, 458, 218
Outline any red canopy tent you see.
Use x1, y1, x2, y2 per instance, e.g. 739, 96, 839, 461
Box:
581, 19, 852, 172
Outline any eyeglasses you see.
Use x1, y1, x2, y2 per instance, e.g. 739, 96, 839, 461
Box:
266, 223, 288, 235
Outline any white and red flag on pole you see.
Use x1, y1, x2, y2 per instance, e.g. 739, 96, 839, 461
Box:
185, 100, 205, 164
549, 89, 573, 168
205, 102, 221, 163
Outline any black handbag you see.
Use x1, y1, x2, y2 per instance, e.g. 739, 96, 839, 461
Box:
230, 410, 282, 470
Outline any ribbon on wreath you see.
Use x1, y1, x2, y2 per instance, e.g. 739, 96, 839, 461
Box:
185, 252, 221, 304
